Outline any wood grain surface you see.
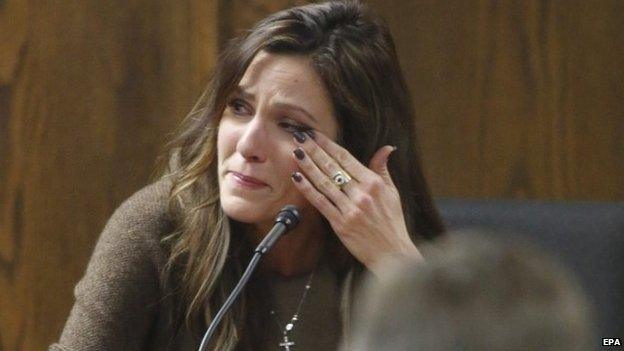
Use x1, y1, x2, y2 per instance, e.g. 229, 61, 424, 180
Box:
0, 1, 217, 349
1, 0, 622, 350
369, 0, 623, 199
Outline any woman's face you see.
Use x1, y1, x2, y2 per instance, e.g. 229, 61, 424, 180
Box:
217, 51, 339, 229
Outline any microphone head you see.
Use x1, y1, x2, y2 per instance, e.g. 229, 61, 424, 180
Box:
274, 205, 301, 231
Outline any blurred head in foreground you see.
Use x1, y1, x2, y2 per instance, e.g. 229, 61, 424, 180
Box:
345, 232, 594, 351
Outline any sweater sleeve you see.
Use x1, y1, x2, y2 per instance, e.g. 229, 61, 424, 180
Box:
49, 180, 172, 351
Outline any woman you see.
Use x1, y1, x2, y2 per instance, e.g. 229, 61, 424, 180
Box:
50, 1, 444, 350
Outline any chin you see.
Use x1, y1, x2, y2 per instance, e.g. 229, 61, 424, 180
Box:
221, 197, 275, 224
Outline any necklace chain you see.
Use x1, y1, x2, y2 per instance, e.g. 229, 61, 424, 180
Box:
270, 270, 315, 350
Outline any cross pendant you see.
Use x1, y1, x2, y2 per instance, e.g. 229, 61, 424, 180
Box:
279, 334, 295, 351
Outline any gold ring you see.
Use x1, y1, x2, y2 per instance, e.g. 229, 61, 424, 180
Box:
331, 170, 352, 188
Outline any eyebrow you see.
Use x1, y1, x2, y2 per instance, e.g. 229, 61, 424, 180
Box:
234, 86, 318, 124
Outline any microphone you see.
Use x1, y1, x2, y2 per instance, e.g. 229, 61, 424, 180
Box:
198, 205, 301, 351
255, 205, 300, 254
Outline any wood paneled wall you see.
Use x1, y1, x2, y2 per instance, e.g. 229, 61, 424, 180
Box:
1, 0, 622, 350
0, 1, 217, 349
369, 0, 623, 200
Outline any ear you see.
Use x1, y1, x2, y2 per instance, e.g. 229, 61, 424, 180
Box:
368, 145, 397, 186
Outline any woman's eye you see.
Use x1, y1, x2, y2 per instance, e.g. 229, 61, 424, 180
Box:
279, 121, 309, 133
228, 99, 249, 115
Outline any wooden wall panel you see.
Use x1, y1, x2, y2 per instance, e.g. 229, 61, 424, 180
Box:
368, 0, 624, 200
0, 1, 217, 350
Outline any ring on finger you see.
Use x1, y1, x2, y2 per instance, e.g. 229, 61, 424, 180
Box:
331, 170, 352, 189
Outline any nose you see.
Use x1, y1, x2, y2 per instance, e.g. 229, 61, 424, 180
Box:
236, 117, 269, 162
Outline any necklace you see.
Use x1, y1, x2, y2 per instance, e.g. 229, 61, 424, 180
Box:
270, 270, 315, 351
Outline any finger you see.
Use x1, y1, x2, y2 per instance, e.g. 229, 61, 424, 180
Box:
291, 171, 343, 223
293, 147, 351, 211
296, 131, 375, 182
294, 133, 358, 195
368, 145, 397, 186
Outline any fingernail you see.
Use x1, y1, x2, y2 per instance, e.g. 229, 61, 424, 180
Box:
293, 131, 307, 143
293, 147, 305, 160
291, 172, 302, 182
305, 130, 316, 140
392, 145, 398, 151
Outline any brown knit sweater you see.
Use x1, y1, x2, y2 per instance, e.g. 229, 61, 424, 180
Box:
49, 179, 341, 350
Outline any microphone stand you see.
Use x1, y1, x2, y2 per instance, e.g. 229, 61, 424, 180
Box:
197, 205, 300, 351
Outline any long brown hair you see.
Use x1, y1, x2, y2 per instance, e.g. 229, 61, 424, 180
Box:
158, 1, 444, 349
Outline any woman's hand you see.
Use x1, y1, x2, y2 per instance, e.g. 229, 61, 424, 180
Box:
290, 131, 423, 276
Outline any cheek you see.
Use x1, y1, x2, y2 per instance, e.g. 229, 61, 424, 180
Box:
217, 123, 238, 161
271, 145, 298, 180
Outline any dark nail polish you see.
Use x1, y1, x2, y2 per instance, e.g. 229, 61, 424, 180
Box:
291, 172, 302, 182
293, 131, 307, 143
294, 147, 305, 160
304, 130, 316, 140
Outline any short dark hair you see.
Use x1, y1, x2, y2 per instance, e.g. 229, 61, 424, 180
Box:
348, 233, 594, 351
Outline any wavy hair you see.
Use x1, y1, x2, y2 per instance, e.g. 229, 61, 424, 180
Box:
157, 1, 444, 349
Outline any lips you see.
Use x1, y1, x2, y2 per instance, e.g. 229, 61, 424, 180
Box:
229, 171, 268, 187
